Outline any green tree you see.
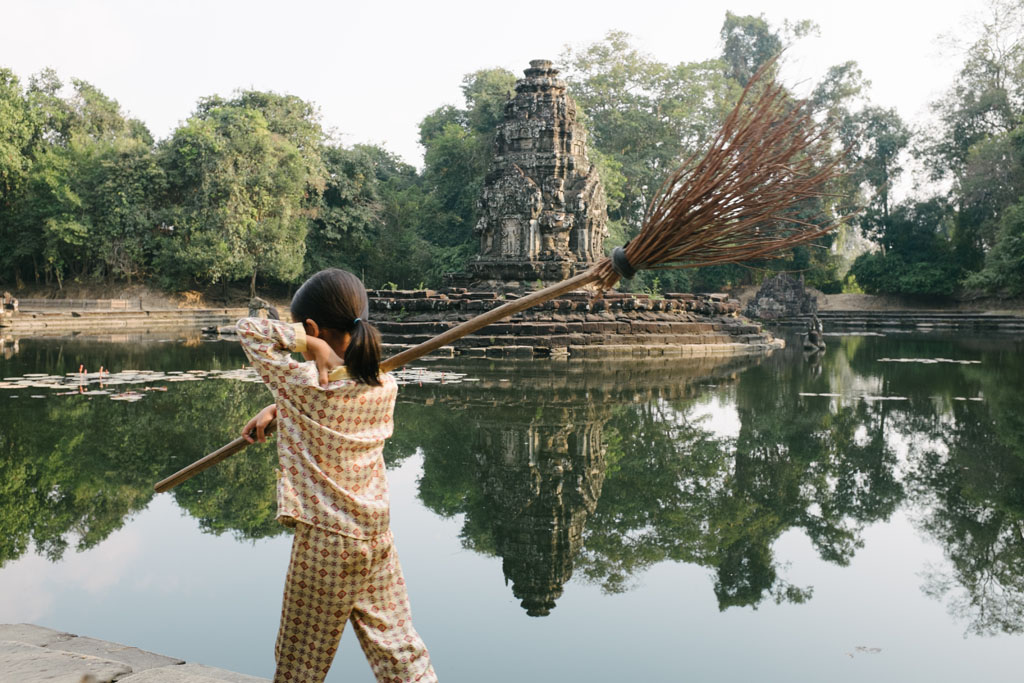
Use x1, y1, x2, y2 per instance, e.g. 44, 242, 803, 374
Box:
843, 107, 912, 237
849, 198, 962, 297
561, 32, 738, 232
0, 69, 34, 208
1, 72, 156, 287
965, 199, 1024, 295
719, 12, 784, 86
416, 68, 516, 276
926, 0, 1024, 179
306, 143, 435, 288
915, 0, 1024, 286
158, 97, 321, 295
305, 143, 383, 276
0, 69, 42, 284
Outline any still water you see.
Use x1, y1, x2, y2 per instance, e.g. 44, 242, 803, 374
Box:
0, 331, 1022, 682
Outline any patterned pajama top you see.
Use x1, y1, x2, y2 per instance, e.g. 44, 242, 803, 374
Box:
236, 317, 397, 539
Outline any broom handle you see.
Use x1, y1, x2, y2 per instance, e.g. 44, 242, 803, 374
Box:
154, 268, 601, 493
154, 429, 264, 492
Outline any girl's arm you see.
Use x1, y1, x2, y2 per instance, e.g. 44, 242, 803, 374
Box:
235, 317, 308, 375
236, 317, 341, 389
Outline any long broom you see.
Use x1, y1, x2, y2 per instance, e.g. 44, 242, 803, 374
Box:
154, 61, 844, 493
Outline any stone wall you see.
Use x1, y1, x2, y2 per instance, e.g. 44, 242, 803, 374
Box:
1, 307, 247, 336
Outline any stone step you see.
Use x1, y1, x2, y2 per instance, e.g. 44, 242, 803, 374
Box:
16, 308, 247, 317
380, 330, 739, 348
781, 311, 1024, 330
816, 310, 1022, 317
376, 319, 724, 336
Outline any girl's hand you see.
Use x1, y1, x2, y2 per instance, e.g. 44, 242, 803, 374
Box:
242, 403, 277, 443
305, 336, 343, 387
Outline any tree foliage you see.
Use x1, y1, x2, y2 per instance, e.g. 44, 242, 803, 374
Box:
157, 94, 324, 295
2, 7, 1022, 299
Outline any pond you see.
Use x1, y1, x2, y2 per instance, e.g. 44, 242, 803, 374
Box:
1, 330, 1022, 682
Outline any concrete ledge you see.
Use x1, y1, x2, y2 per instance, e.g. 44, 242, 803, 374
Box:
0, 623, 76, 647
120, 663, 268, 682
1, 640, 132, 683
0, 623, 268, 682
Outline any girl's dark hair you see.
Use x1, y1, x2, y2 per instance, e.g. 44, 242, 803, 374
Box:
290, 269, 382, 386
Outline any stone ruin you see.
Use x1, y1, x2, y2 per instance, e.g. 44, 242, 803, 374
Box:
355, 59, 784, 361
466, 59, 607, 288
367, 288, 776, 360
744, 273, 818, 321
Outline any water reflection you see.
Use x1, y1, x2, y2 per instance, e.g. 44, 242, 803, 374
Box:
0, 337, 283, 570
2, 333, 1023, 636
394, 359, 758, 616
397, 352, 903, 615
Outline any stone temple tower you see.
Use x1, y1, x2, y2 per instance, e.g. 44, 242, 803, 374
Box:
468, 59, 608, 286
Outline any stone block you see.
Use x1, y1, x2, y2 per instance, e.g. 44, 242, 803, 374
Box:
0, 640, 132, 683
566, 333, 587, 346
119, 662, 269, 682
0, 623, 74, 647
426, 345, 455, 359
48, 636, 183, 672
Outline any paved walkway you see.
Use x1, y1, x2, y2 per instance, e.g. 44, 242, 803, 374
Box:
0, 623, 269, 682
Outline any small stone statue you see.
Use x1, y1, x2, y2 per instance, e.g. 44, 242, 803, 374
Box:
803, 315, 826, 352
2, 291, 19, 313
248, 297, 280, 320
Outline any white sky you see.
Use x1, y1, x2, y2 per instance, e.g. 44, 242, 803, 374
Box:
1, 0, 977, 167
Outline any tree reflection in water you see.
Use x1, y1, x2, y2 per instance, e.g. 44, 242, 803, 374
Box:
401, 351, 903, 615
1, 333, 1023, 634
908, 356, 1024, 636
0, 338, 283, 569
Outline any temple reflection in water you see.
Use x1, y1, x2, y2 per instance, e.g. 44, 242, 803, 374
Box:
477, 402, 605, 615
398, 356, 761, 615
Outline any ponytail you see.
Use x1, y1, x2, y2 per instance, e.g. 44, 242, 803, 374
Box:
291, 268, 382, 386
344, 318, 382, 386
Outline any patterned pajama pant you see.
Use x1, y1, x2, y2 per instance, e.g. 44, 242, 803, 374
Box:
274, 523, 438, 683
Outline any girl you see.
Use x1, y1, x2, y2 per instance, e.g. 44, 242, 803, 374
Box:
237, 268, 437, 683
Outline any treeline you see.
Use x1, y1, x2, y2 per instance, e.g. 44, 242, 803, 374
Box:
846, 0, 1024, 298
2, 8, 1018, 298
0, 74, 441, 295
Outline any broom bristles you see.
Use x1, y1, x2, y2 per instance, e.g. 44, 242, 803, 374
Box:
592, 58, 844, 290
